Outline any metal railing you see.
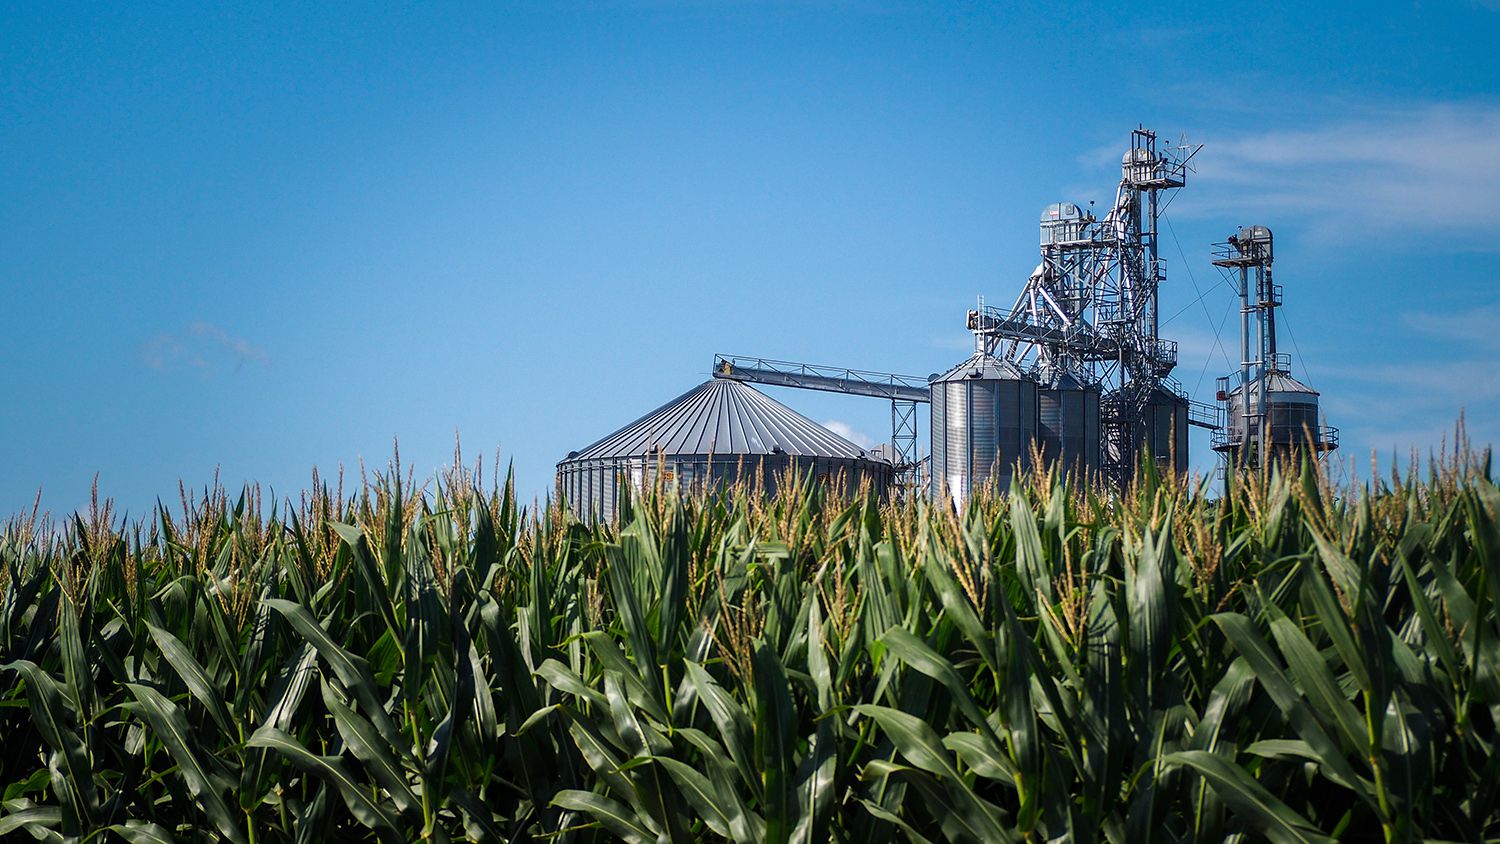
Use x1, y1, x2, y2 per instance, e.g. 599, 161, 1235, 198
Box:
713, 354, 931, 403
1188, 400, 1219, 430
1211, 424, 1340, 452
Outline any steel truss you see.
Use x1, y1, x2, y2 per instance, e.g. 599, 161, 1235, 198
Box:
712, 354, 930, 497
967, 127, 1214, 485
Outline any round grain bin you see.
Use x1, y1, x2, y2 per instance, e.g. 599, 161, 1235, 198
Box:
556, 379, 893, 522
1222, 372, 1334, 465
1037, 369, 1100, 480
929, 353, 1039, 508
1130, 385, 1189, 475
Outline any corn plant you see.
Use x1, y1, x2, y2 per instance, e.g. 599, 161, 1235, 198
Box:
2, 445, 1498, 842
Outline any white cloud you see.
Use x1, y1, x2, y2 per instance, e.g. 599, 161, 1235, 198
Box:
142, 322, 269, 373
1314, 301, 1500, 465
1403, 303, 1500, 353
189, 321, 270, 367
821, 419, 877, 449
1181, 102, 1500, 245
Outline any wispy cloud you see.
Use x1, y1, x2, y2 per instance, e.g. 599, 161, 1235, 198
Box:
1403, 302, 1500, 353
1319, 301, 1500, 461
1181, 101, 1500, 245
142, 322, 269, 373
822, 419, 877, 449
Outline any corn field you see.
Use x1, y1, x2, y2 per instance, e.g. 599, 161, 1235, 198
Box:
2, 449, 1499, 842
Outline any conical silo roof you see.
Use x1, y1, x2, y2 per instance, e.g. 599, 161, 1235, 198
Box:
562, 378, 871, 463
1038, 368, 1093, 391
932, 352, 1032, 383
1225, 372, 1320, 398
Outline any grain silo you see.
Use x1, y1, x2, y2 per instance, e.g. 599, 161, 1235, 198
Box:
1037, 369, 1100, 479
1210, 224, 1339, 470
556, 379, 893, 521
1130, 386, 1190, 475
1218, 373, 1336, 466
929, 352, 1038, 507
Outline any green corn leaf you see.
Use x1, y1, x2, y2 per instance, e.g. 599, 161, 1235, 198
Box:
790, 721, 837, 844
1163, 750, 1336, 844
106, 820, 176, 844
857, 795, 936, 844
566, 719, 640, 810
467, 638, 499, 747
917, 537, 999, 675
446, 788, 510, 842
790, 597, 837, 844
1126, 516, 1175, 697
653, 755, 738, 841
674, 728, 767, 842
1264, 606, 1366, 755
685, 660, 756, 794
585, 628, 672, 722
880, 627, 1005, 751
552, 789, 653, 844
1244, 739, 1322, 762
860, 755, 1016, 843
327, 521, 401, 645
247, 725, 402, 844
1, 660, 98, 831
1010, 482, 1053, 605
125, 682, 246, 844
1210, 613, 1373, 803
57, 592, 93, 715
0, 807, 61, 837
319, 677, 420, 817
943, 732, 1018, 784
424, 603, 476, 803
536, 658, 608, 710
753, 638, 798, 843
604, 544, 658, 674
806, 595, 834, 711
146, 621, 234, 738
605, 670, 670, 758
855, 705, 1011, 841
262, 598, 411, 763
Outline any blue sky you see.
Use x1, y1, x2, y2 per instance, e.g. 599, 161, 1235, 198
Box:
4, 1, 1498, 516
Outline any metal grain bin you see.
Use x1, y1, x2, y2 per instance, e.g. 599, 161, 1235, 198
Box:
1132, 385, 1189, 475
1221, 372, 1336, 465
1037, 369, 1100, 479
929, 352, 1039, 508
556, 379, 893, 522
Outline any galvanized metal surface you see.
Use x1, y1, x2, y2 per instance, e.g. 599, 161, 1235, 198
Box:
929, 353, 1039, 507
1211, 225, 1338, 468
565, 378, 874, 462
710, 353, 931, 496
557, 379, 894, 521
1218, 372, 1337, 452
966, 127, 1203, 486
712, 354, 930, 403
1132, 387, 1190, 474
1037, 370, 1101, 477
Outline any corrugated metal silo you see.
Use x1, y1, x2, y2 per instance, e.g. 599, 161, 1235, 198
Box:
1037, 369, 1100, 479
1133, 386, 1189, 475
555, 379, 893, 522
929, 352, 1039, 508
1222, 372, 1335, 462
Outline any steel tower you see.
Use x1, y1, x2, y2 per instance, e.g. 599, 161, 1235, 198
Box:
967, 127, 1212, 485
1209, 227, 1339, 469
